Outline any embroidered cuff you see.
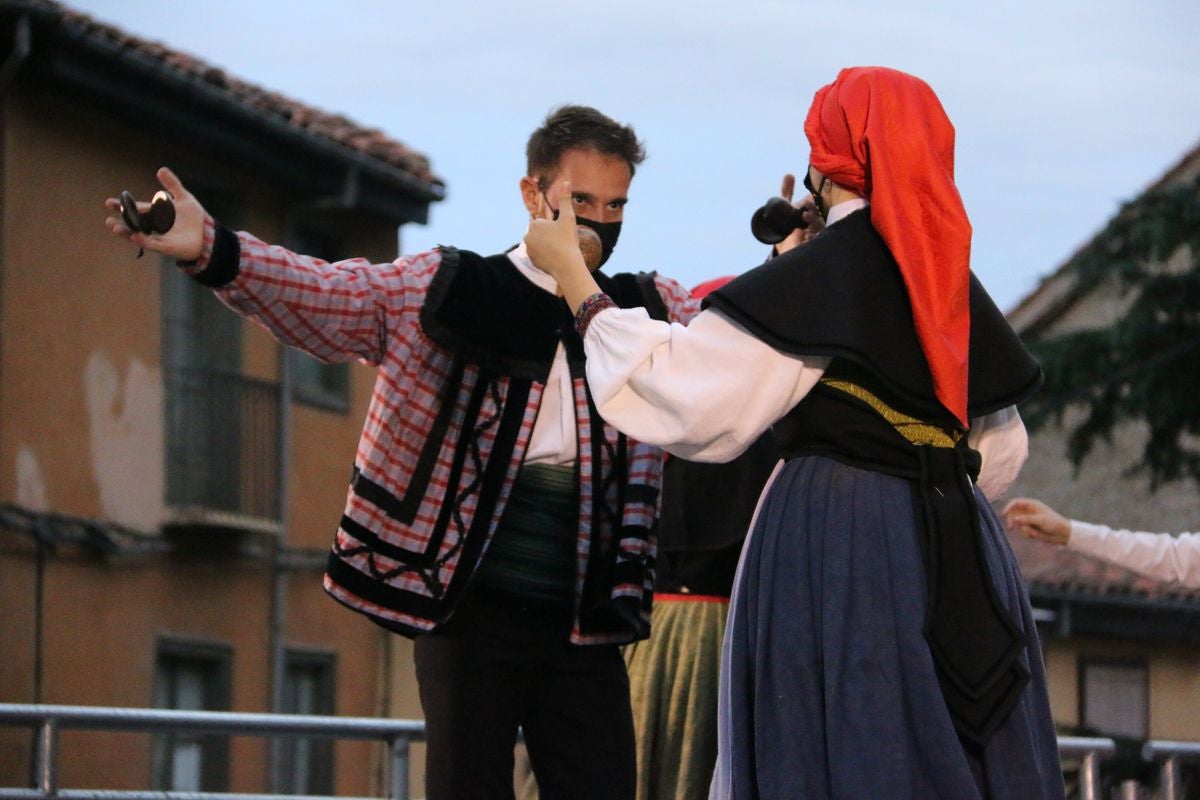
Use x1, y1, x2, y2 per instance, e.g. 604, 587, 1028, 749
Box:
574, 292, 616, 336
177, 214, 241, 288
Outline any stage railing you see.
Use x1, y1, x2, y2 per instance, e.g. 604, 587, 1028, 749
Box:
2, 705, 1197, 800
0, 704, 423, 800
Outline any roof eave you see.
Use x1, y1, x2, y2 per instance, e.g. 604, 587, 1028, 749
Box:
8, 4, 444, 224
1031, 585, 1200, 645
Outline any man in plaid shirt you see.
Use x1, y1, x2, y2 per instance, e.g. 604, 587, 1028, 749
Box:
107, 106, 701, 799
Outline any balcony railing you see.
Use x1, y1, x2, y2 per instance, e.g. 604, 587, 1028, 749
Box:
165, 368, 281, 523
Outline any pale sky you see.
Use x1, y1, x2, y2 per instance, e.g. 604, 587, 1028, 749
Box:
66, 0, 1199, 311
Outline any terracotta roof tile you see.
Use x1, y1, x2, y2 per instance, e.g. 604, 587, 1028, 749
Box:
44, 1, 443, 190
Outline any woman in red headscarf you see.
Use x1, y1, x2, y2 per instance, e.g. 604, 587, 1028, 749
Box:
525, 67, 1063, 799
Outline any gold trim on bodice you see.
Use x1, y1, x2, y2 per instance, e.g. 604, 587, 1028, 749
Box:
820, 378, 962, 448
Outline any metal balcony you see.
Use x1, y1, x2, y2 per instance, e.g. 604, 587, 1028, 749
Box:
165, 368, 281, 528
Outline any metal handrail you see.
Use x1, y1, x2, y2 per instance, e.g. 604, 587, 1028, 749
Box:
1142, 740, 1200, 800
3, 706, 1194, 800
1056, 736, 1118, 800
0, 704, 425, 800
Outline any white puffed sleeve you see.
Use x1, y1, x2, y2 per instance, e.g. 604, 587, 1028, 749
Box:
583, 306, 828, 462
967, 405, 1028, 501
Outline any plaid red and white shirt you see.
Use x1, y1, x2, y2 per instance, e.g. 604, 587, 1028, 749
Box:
185, 216, 700, 644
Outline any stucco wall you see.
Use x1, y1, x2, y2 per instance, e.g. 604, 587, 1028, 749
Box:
1041, 636, 1200, 740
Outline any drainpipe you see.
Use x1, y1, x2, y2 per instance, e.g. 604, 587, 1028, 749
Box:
267, 193, 356, 791
2, 16, 34, 785
267, 336, 292, 791
28, 516, 49, 789
0, 15, 32, 90
267, 203, 302, 789
30, 517, 48, 704
0, 14, 32, 523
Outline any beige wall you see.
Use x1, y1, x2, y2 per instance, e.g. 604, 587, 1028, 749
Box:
2, 90, 164, 526
1041, 637, 1200, 740
1042, 643, 1081, 728
387, 636, 428, 793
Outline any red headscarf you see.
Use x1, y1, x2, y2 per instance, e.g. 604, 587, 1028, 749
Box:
804, 66, 972, 427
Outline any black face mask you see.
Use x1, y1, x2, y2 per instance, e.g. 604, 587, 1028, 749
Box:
541, 191, 622, 268
575, 215, 621, 268
803, 169, 829, 221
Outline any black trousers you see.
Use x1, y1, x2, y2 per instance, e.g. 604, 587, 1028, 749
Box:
413, 589, 636, 800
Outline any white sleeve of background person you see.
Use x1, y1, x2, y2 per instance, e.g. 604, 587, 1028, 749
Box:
1069, 521, 1200, 590
583, 306, 828, 463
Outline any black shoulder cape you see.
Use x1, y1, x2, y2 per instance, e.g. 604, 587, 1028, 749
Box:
704, 210, 1042, 424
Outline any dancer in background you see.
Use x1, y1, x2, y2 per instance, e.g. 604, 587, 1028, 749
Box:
1005, 497, 1200, 589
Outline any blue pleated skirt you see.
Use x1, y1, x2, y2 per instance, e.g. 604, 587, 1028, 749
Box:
710, 455, 1065, 800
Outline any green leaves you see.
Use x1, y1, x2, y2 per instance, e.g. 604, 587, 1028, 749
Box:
1021, 174, 1200, 489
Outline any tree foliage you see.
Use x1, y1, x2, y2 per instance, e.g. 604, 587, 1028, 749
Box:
1020, 172, 1200, 489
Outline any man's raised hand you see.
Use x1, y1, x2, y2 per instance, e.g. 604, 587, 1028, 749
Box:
105, 167, 207, 262
525, 179, 587, 281
773, 172, 824, 256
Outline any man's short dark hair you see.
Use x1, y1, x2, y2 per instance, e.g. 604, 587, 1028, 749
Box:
526, 105, 646, 183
